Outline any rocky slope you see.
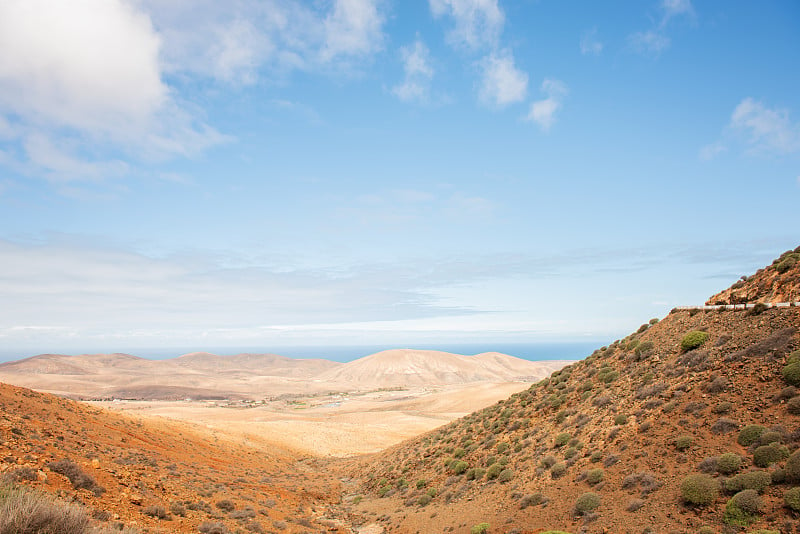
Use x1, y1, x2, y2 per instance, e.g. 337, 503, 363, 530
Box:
708, 246, 800, 305
0, 382, 348, 533
347, 253, 800, 533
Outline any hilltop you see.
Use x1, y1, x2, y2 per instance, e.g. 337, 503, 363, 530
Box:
347, 252, 800, 533
708, 246, 800, 305
316, 350, 567, 389
0, 349, 561, 400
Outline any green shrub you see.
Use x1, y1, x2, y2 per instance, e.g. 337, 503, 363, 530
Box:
758, 430, 784, 446
785, 486, 800, 511
417, 494, 432, 506
0, 484, 89, 534
589, 451, 603, 463
554, 433, 571, 447
724, 471, 771, 493
783, 363, 800, 386
597, 369, 619, 384
465, 468, 485, 481
681, 331, 708, 352
614, 414, 628, 425
416, 479, 427, 489
452, 461, 469, 475
753, 443, 789, 467
635, 341, 654, 357
551, 462, 566, 479
470, 523, 490, 534
737, 424, 766, 446
564, 447, 578, 459
723, 489, 763, 526
717, 453, 742, 475
574, 492, 601, 514
453, 447, 466, 458
519, 493, 544, 509
674, 435, 693, 451
786, 450, 800, 482
787, 396, 800, 415
680, 474, 720, 506
497, 469, 514, 483
486, 463, 503, 480
789, 350, 800, 365
586, 468, 604, 485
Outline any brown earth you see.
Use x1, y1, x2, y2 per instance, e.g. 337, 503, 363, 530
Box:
707, 246, 800, 305
348, 305, 800, 533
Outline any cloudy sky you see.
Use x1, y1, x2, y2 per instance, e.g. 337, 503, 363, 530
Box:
0, 0, 798, 356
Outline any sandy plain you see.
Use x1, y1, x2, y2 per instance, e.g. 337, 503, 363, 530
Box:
90, 381, 533, 456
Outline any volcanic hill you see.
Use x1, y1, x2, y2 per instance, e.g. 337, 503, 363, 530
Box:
0, 381, 350, 533
346, 249, 800, 533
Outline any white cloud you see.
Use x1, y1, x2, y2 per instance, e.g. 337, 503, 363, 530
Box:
580, 28, 603, 56
0, 0, 229, 183
628, 0, 693, 57
429, 0, 504, 50
526, 79, 568, 131
0, 0, 165, 136
730, 98, 800, 155
322, 0, 385, 61
661, 0, 694, 25
478, 50, 528, 107
698, 141, 727, 161
392, 38, 435, 103
0, 0, 389, 185
628, 30, 671, 56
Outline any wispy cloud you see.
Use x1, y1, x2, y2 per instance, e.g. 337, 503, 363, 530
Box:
392, 38, 435, 103
628, 30, 671, 56
526, 79, 568, 131
730, 98, 800, 155
321, 0, 385, 61
478, 50, 528, 107
429, 0, 504, 50
701, 98, 800, 159
698, 141, 727, 161
580, 28, 603, 56
628, 0, 694, 57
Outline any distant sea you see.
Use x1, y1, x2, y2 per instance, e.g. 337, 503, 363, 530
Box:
0, 341, 604, 364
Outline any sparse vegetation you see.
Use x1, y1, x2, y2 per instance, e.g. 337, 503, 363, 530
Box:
753, 443, 789, 467
470, 522, 490, 534
574, 492, 600, 515
0, 484, 90, 534
785, 487, 800, 511
737, 424, 766, 446
680, 474, 720, 506
680, 331, 708, 352
717, 453, 742, 475
723, 489, 763, 526
724, 471, 772, 493
674, 435, 693, 451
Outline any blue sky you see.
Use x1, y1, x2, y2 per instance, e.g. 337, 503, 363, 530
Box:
0, 0, 798, 355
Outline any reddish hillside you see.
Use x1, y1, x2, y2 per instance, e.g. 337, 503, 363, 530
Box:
347, 252, 800, 533
707, 246, 800, 305
0, 382, 348, 533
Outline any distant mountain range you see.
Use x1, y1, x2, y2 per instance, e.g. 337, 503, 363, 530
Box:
0, 348, 569, 400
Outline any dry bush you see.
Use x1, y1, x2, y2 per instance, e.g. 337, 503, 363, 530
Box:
0, 484, 89, 534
